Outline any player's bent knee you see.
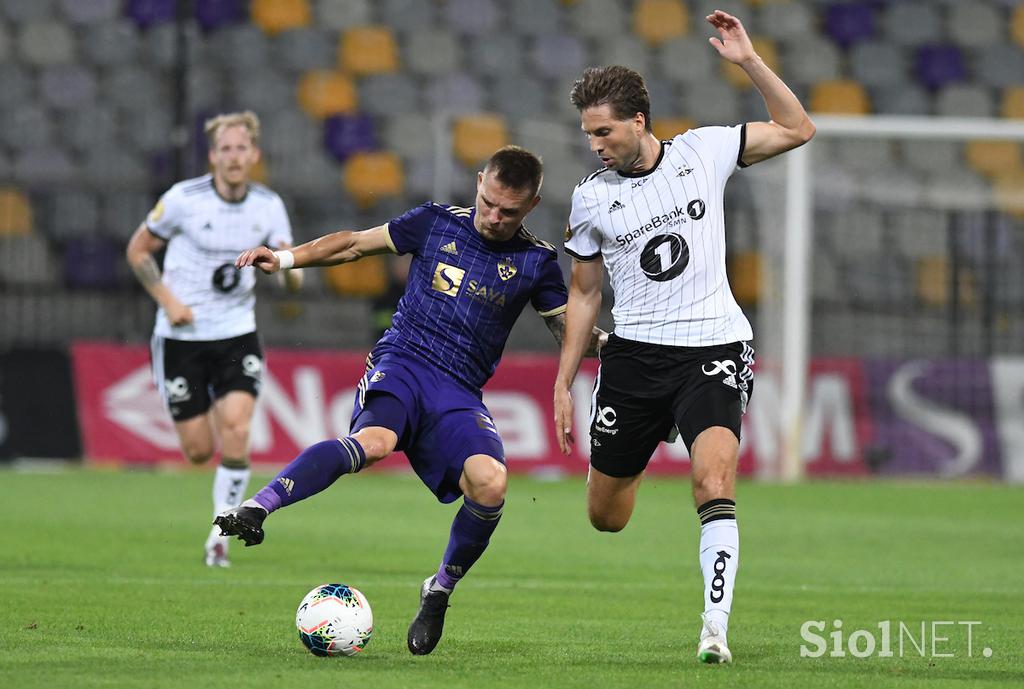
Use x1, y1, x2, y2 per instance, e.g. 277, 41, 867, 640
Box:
184, 447, 214, 465
461, 456, 507, 506
351, 427, 397, 463
588, 509, 629, 533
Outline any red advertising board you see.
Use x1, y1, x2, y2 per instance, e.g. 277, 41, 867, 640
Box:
70, 341, 872, 475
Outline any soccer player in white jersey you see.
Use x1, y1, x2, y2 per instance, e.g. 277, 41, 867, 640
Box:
553, 11, 815, 664
126, 111, 302, 567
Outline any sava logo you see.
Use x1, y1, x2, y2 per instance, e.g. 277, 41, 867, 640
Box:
709, 550, 732, 604
615, 206, 687, 247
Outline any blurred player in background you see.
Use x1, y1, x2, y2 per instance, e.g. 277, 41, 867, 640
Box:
216, 146, 606, 655
553, 11, 815, 664
126, 111, 302, 568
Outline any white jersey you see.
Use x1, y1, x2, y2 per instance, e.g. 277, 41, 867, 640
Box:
145, 174, 293, 341
565, 125, 752, 347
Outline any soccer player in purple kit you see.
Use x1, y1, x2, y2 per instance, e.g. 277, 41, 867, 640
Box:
216, 146, 606, 655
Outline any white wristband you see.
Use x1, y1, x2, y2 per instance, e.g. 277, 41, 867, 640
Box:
274, 250, 295, 270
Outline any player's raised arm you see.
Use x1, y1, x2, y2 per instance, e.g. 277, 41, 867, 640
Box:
706, 10, 815, 165
237, 224, 395, 273
125, 221, 193, 326
553, 257, 605, 455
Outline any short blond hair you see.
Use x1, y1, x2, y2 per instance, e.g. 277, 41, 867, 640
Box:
204, 110, 261, 149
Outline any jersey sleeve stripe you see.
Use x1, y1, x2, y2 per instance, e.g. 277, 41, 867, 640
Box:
564, 247, 602, 262
536, 303, 567, 317
383, 225, 398, 253
737, 123, 749, 168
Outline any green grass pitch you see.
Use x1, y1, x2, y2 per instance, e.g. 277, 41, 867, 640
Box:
1, 468, 1020, 688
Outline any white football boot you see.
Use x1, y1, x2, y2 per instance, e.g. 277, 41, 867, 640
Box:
697, 613, 732, 664
204, 524, 230, 567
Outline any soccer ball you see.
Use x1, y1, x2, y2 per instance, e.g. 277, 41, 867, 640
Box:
295, 584, 373, 657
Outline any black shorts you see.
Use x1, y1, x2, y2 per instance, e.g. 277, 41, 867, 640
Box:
588, 335, 754, 478
151, 332, 264, 421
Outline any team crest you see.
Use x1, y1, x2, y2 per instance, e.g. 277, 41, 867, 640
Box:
497, 258, 517, 281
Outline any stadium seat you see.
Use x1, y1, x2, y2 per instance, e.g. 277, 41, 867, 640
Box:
820, 205, 884, 259
834, 138, 894, 173
444, 0, 500, 34
494, 73, 549, 121
469, 33, 525, 78
891, 209, 947, 259
425, 72, 485, 115
230, 69, 292, 116
683, 80, 740, 125
532, 34, 588, 80
251, 0, 311, 35
0, 234, 59, 287
17, 19, 75, 66
14, 148, 77, 186
0, 188, 33, 236
194, 0, 246, 32
569, 0, 625, 39
660, 38, 712, 85
633, 0, 688, 46
824, 1, 876, 48
3, 0, 51, 22
915, 256, 976, 308
297, 70, 357, 119
915, 44, 966, 91
452, 115, 509, 167
781, 36, 842, 87
260, 107, 321, 160
514, 118, 577, 159
316, 0, 371, 30
758, 1, 814, 41
324, 255, 387, 297
124, 108, 172, 154
728, 252, 762, 305
140, 23, 178, 68
974, 45, 1024, 90
125, 0, 175, 29
382, 113, 435, 159
1002, 87, 1024, 120
1, 105, 56, 152
380, 0, 436, 35
339, 26, 399, 75
992, 171, 1024, 219
510, 0, 563, 36
809, 80, 870, 115
405, 28, 461, 76
323, 113, 376, 163
101, 66, 168, 114
850, 41, 907, 89
268, 148, 339, 196
63, 237, 123, 290
80, 148, 148, 189
0, 63, 33, 107
652, 118, 696, 142
274, 27, 334, 73
360, 73, 421, 117
207, 24, 270, 71
1013, 5, 1024, 49
723, 38, 778, 89
343, 152, 404, 207
936, 85, 994, 119
46, 190, 98, 242
861, 168, 923, 208
924, 170, 991, 212
82, 19, 139, 66
59, 0, 119, 25
965, 141, 1023, 178
947, 2, 1001, 49
870, 84, 931, 116
599, 35, 652, 77
881, 1, 942, 47
61, 104, 118, 155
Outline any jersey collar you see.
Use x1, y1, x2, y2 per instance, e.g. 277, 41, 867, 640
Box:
616, 141, 666, 179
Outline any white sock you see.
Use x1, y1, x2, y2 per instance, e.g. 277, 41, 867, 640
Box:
213, 464, 251, 517
698, 516, 739, 639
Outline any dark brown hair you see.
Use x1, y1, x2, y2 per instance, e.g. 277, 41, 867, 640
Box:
570, 65, 652, 132
485, 145, 544, 196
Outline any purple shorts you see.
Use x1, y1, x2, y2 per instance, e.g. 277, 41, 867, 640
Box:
350, 349, 504, 503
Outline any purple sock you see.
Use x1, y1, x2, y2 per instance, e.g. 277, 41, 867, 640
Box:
252, 437, 366, 514
435, 497, 504, 591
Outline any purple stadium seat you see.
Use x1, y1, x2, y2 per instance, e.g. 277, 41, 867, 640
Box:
195, 0, 247, 33
915, 44, 966, 91
63, 237, 123, 290
824, 2, 876, 48
323, 114, 376, 163
125, 0, 176, 29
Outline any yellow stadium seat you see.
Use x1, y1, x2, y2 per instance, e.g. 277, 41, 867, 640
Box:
452, 114, 508, 167
1012, 5, 1024, 49
339, 26, 399, 75
343, 152, 405, 207
1001, 86, 1024, 119
324, 255, 388, 297
0, 188, 33, 236
652, 118, 697, 141
634, 0, 688, 46
728, 251, 763, 306
810, 79, 871, 115
297, 71, 357, 119
916, 256, 975, 308
964, 140, 1023, 178
251, 0, 311, 35
993, 171, 1024, 219
723, 38, 779, 89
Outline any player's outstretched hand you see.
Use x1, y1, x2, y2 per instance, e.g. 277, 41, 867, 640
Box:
706, 10, 756, 65
553, 385, 575, 455
236, 246, 280, 274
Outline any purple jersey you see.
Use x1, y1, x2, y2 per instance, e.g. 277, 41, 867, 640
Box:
378, 203, 568, 392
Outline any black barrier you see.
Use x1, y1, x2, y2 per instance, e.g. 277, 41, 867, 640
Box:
0, 349, 82, 461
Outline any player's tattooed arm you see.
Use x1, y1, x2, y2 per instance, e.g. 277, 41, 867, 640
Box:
126, 222, 193, 326
544, 313, 607, 358
131, 254, 161, 286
